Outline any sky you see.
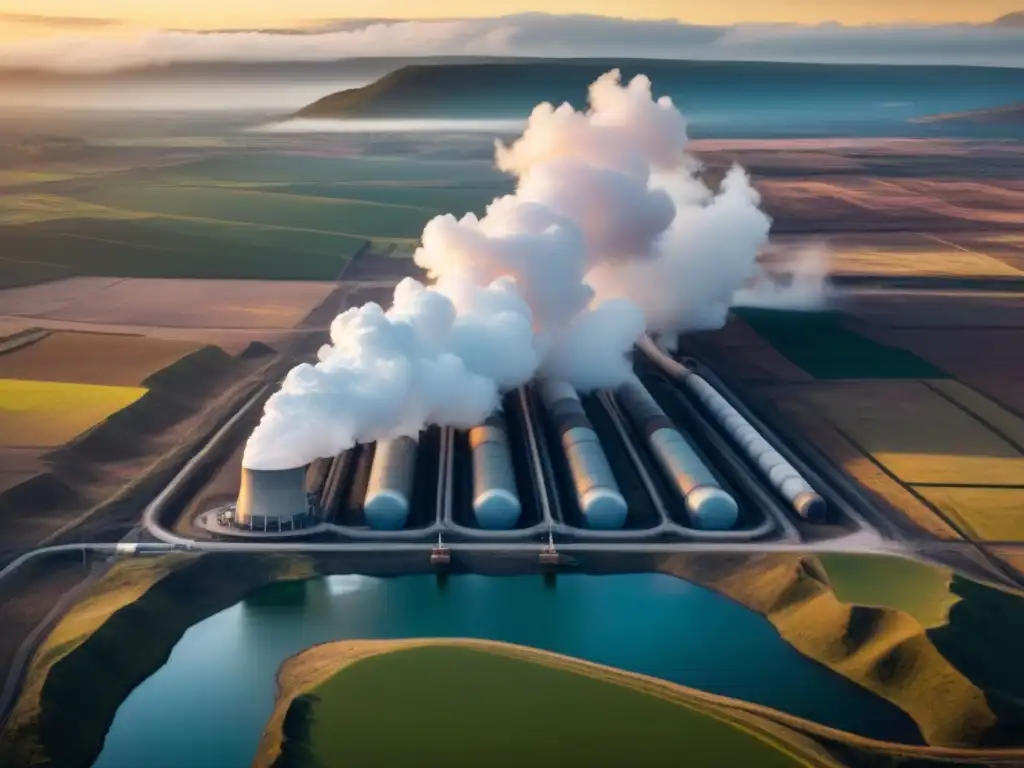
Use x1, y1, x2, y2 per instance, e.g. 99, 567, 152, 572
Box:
0, 0, 1020, 38
0, 5, 1020, 71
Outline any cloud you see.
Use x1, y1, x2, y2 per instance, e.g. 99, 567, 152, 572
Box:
0, 13, 1021, 73
0, 12, 120, 29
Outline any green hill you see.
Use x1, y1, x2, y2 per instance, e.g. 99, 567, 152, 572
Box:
293, 60, 1024, 122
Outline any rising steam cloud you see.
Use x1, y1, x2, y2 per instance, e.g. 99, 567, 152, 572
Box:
243, 70, 806, 470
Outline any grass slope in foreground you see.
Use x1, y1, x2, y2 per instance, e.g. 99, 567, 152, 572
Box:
259, 641, 823, 768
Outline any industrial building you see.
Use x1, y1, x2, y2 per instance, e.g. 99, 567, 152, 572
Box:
215, 341, 835, 543
234, 466, 317, 532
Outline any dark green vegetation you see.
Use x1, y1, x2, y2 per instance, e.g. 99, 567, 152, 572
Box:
274, 646, 803, 768
0, 151, 509, 286
734, 309, 948, 379
929, 576, 1024, 746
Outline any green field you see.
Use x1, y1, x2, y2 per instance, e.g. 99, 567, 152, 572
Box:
158, 153, 504, 185
818, 553, 957, 629
0, 221, 355, 281
735, 309, 948, 379
0, 378, 146, 447
282, 645, 805, 768
0, 150, 506, 285
75, 184, 434, 241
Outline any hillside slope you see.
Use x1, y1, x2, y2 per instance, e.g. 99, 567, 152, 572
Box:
660, 553, 999, 747
294, 60, 1024, 122
913, 102, 1024, 125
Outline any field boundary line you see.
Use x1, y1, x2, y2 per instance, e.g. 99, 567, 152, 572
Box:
911, 483, 1024, 489
922, 380, 1024, 457
826, 422, 1024, 587
152, 183, 437, 213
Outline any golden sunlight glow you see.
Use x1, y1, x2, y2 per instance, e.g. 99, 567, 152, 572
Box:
0, 0, 1015, 41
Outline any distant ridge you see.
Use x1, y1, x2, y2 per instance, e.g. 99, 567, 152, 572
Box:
913, 102, 1024, 125
993, 11, 1024, 27
293, 59, 1024, 120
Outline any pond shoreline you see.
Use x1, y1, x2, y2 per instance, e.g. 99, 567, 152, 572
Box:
1, 549, 1013, 767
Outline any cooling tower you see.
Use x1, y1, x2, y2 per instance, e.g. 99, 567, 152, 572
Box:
235, 466, 311, 532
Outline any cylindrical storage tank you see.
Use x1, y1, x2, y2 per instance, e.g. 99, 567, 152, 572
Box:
235, 466, 310, 531
539, 380, 627, 530
683, 373, 826, 522
363, 435, 418, 531
318, 452, 347, 517
617, 377, 738, 530
468, 410, 522, 530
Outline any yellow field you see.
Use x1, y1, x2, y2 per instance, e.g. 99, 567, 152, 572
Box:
756, 386, 961, 540
0, 194, 150, 226
916, 487, 1024, 542
0, 379, 146, 447
793, 381, 1024, 485
0, 172, 78, 188
829, 248, 1022, 278
926, 380, 1024, 449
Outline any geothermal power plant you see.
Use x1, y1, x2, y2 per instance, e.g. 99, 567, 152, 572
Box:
213, 340, 830, 544
194, 72, 847, 549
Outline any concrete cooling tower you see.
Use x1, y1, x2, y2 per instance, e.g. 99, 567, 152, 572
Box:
235, 466, 311, 532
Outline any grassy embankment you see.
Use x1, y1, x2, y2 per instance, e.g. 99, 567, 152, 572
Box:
6, 551, 1024, 767
0, 553, 316, 768
658, 552, 1006, 748
728, 309, 1024, 544
0, 336, 272, 555
256, 640, 835, 768
257, 638, 1024, 768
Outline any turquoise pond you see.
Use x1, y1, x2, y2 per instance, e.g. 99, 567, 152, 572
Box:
92, 572, 921, 767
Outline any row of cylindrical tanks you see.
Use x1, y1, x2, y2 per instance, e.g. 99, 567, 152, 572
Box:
539, 377, 738, 531
349, 375, 739, 533
234, 372, 819, 533
354, 413, 525, 532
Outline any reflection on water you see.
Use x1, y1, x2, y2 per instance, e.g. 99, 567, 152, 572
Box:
93, 572, 919, 768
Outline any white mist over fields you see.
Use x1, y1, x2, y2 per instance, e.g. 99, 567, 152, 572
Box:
243, 70, 825, 470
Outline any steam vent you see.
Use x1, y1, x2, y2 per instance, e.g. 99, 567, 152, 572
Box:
235, 466, 311, 532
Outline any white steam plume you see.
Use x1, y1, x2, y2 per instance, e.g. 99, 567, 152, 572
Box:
243, 69, 809, 470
